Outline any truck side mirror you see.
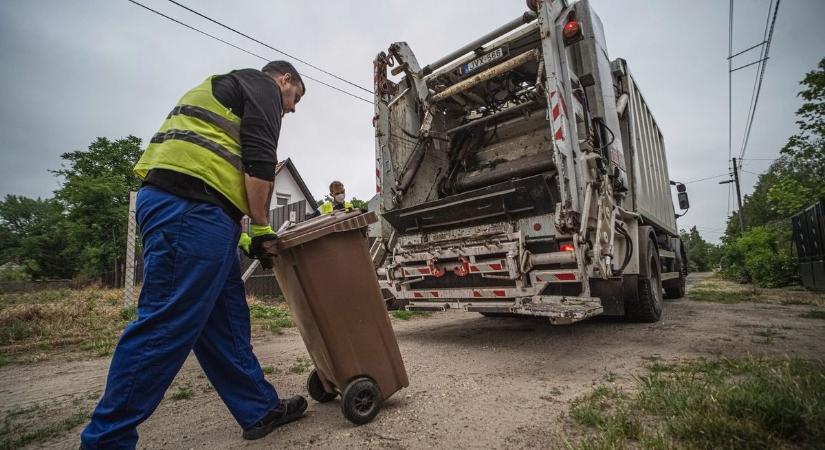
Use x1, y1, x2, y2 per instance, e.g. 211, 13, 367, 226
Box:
678, 192, 690, 210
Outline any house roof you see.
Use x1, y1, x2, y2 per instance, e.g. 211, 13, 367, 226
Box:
275, 158, 317, 211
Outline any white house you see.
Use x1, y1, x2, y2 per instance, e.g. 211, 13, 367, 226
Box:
269, 158, 317, 213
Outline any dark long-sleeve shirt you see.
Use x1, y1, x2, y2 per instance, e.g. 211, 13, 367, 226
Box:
145, 69, 283, 221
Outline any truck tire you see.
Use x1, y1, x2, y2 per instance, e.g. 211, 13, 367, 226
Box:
626, 237, 663, 322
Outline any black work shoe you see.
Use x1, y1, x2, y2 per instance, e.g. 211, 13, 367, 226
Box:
242, 396, 308, 440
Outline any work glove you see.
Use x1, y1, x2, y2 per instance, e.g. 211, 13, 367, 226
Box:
238, 232, 252, 258
250, 224, 279, 269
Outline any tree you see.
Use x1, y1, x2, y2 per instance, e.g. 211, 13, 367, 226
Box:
768, 58, 825, 215
0, 195, 75, 279
679, 226, 718, 272
53, 136, 143, 278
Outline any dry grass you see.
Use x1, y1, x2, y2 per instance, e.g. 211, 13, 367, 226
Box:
689, 276, 825, 307
0, 288, 130, 364
0, 290, 294, 366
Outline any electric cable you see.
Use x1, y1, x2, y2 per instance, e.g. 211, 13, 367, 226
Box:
125, 0, 374, 104
165, 0, 374, 95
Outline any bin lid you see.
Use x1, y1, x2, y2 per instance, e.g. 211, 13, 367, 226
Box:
263, 210, 378, 252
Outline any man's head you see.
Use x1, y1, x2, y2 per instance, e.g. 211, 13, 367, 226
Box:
261, 61, 305, 115
329, 181, 345, 204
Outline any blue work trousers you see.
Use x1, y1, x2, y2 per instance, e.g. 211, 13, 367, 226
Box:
80, 186, 279, 449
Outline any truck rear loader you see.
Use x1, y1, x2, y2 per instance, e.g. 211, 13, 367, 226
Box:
370, 0, 691, 324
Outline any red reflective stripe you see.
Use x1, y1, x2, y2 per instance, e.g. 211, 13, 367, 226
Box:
552, 104, 561, 120
418, 268, 431, 275
490, 263, 503, 271
431, 291, 439, 298
470, 266, 480, 272
555, 273, 577, 281
413, 292, 423, 298
555, 128, 564, 141
493, 290, 506, 297
473, 291, 482, 297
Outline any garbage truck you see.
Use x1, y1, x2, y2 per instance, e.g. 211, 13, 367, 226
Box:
369, 0, 690, 324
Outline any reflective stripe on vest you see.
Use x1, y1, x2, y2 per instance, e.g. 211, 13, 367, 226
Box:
134, 75, 249, 214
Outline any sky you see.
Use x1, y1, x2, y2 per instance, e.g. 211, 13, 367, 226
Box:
1, 0, 823, 242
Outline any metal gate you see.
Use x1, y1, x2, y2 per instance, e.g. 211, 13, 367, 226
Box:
792, 199, 825, 291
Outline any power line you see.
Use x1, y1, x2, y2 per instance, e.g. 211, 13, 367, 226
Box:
125, 0, 374, 104
165, 0, 374, 96
681, 173, 730, 184
737, 0, 781, 161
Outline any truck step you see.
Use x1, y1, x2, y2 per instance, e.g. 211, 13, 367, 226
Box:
515, 297, 603, 325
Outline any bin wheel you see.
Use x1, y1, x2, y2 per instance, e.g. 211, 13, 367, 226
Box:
307, 369, 337, 403
341, 377, 383, 425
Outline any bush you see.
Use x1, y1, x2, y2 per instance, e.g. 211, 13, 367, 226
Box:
720, 224, 796, 288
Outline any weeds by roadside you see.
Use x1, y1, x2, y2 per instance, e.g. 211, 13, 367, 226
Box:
289, 356, 312, 374
0, 290, 296, 366
689, 276, 825, 306
0, 288, 134, 364
0, 400, 91, 450
248, 301, 294, 334
391, 310, 431, 320
800, 309, 825, 320
566, 357, 825, 449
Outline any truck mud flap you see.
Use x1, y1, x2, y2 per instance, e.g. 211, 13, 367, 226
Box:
383, 175, 556, 233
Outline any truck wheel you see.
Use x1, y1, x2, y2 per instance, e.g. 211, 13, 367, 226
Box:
341, 377, 383, 425
307, 369, 337, 403
627, 238, 663, 322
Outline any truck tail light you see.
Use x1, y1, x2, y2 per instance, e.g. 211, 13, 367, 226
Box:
560, 242, 575, 252
563, 19, 583, 46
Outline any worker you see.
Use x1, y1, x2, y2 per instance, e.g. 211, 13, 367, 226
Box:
318, 180, 353, 214
80, 61, 307, 449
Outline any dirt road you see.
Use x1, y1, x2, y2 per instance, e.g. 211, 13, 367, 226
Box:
3, 273, 824, 449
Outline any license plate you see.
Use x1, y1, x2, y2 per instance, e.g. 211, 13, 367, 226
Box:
460, 47, 507, 76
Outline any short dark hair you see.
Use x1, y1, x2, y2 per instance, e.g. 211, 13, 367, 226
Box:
261, 60, 305, 92
329, 181, 344, 193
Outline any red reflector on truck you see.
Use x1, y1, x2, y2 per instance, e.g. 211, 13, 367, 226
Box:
560, 243, 575, 252
555, 273, 577, 281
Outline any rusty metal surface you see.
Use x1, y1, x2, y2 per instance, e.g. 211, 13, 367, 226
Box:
430, 49, 540, 103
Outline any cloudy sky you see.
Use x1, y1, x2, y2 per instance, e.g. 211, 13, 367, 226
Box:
1, 0, 823, 241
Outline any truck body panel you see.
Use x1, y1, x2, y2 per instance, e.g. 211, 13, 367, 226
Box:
370, 0, 687, 323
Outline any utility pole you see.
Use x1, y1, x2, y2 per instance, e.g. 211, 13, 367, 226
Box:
719, 157, 745, 233
732, 157, 745, 232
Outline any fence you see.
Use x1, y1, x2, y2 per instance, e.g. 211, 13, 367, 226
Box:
122, 197, 313, 304
792, 199, 825, 291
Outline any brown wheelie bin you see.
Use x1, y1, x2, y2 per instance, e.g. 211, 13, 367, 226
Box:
262, 210, 408, 425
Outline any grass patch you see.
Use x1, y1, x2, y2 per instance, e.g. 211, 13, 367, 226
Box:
0, 290, 296, 365
262, 365, 275, 375
800, 309, 825, 320
689, 276, 825, 306
249, 302, 294, 334
0, 288, 136, 363
0, 401, 92, 450
391, 310, 432, 320
169, 385, 193, 401
567, 357, 825, 449
289, 356, 312, 374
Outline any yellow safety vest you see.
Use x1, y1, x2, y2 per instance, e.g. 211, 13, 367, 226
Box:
319, 200, 353, 214
134, 76, 249, 214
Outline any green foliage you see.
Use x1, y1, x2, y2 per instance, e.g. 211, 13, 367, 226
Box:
0, 195, 75, 279
568, 358, 825, 450
721, 224, 796, 287
53, 136, 143, 278
0, 265, 30, 282
679, 226, 719, 272
720, 59, 825, 285
0, 136, 143, 280
248, 303, 294, 334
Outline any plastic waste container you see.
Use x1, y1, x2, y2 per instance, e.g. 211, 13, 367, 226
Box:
262, 210, 409, 425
